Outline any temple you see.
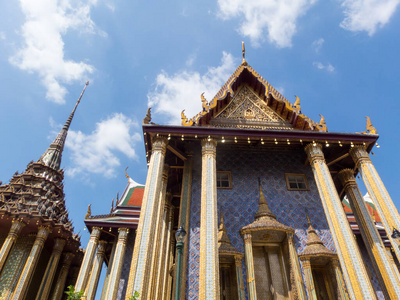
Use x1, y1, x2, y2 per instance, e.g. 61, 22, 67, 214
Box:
2, 47, 399, 299
0, 83, 89, 299
75, 48, 400, 300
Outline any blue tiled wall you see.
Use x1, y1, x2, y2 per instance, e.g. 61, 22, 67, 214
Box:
185, 145, 335, 299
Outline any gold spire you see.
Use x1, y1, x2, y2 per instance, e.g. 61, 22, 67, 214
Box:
39, 81, 89, 170
242, 41, 247, 66
254, 177, 275, 220
218, 212, 242, 256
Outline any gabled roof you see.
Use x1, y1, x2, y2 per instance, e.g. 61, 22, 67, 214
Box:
181, 62, 326, 132
84, 177, 144, 229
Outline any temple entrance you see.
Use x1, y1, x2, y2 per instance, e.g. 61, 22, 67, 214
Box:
253, 244, 290, 300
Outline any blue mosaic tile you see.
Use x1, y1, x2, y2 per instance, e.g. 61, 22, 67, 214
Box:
185, 146, 335, 299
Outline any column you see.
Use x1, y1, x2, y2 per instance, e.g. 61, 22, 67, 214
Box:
101, 237, 117, 300
35, 238, 66, 300
177, 156, 193, 299
11, 225, 51, 300
147, 165, 169, 299
163, 209, 175, 300
305, 143, 376, 300
50, 252, 75, 300
155, 198, 171, 299
0, 219, 25, 272
331, 259, 350, 300
85, 241, 107, 300
338, 168, 400, 299
287, 233, 306, 300
243, 233, 256, 300
104, 228, 129, 299
199, 138, 219, 300
350, 145, 400, 262
75, 226, 101, 292
301, 259, 317, 300
234, 255, 245, 300
126, 136, 168, 298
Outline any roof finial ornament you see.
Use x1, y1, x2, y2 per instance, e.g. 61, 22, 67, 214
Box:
85, 204, 91, 219
362, 116, 377, 135
316, 114, 328, 132
125, 167, 131, 180
242, 41, 247, 66
143, 107, 152, 124
293, 95, 301, 114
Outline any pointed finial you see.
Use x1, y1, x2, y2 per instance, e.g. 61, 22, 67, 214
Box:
242, 41, 247, 66
255, 178, 275, 219
143, 107, 152, 124
39, 81, 89, 170
111, 198, 114, 213
125, 167, 131, 180
85, 204, 91, 219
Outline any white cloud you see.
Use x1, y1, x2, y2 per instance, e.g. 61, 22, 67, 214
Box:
340, 0, 400, 35
9, 0, 104, 104
0, 32, 5, 40
65, 113, 141, 178
217, 0, 317, 48
148, 52, 237, 124
313, 61, 335, 72
312, 38, 324, 53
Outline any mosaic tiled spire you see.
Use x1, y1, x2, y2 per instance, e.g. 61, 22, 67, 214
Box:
39, 81, 89, 170
254, 177, 276, 220
299, 215, 336, 258
218, 213, 242, 256
241, 178, 293, 233
0, 82, 89, 231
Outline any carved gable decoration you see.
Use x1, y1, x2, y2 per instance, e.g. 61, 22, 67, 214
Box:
210, 85, 293, 130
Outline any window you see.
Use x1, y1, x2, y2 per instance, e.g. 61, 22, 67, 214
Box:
217, 171, 232, 188
285, 173, 309, 191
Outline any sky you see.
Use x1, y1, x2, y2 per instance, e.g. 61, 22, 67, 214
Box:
1, 0, 400, 295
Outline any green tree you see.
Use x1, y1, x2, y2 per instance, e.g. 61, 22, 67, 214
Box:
65, 285, 84, 300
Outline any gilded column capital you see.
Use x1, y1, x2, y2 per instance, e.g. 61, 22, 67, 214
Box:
162, 164, 170, 182
90, 227, 101, 239
36, 226, 51, 243
10, 219, 26, 234
152, 136, 168, 155
302, 259, 311, 268
234, 255, 243, 266
53, 238, 66, 253
201, 138, 217, 156
349, 145, 370, 167
338, 169, 357, 188
97, 241, 107, 255
243, 233, 252, 244
331, 259, 340, 268
117, 227, 129, 242
304, 143, 324, 164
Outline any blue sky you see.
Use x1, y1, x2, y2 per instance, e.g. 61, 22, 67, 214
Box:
1, 0, 400, 275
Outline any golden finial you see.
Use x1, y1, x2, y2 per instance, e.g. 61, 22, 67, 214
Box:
85, 204, 91, 219
293, 95, 301, 113
242, 41, 247, 66
316, 114, 328, 132
363, 116, 377, 134
111, 198, 114, 213
125, 167, 131, 180
143, 107, 152, 124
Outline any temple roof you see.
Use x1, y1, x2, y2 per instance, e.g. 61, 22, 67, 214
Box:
181, 61, 326, 132
299, 216, 336, 260
84, 177, 144, 229
218, 213, 243, 257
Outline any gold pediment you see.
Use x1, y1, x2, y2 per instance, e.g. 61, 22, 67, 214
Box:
210, 85, 293, 130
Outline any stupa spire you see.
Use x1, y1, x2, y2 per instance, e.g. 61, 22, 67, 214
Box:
39, 81, 89, 170
254, 177, 276, 220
